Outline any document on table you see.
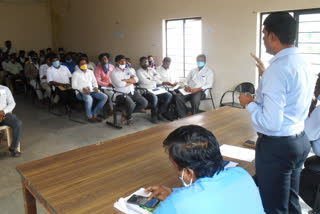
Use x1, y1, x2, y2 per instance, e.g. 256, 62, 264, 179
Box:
148, 87, 168, 95
114, 188, 153, 214
179, 88, 191, 96
220, 144, 255, 162
101, 86, 113, 91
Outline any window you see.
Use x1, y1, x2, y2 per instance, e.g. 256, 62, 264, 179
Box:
165, 18, 202, 78
259, 9, 320, 82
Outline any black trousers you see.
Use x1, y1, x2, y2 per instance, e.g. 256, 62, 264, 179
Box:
299, 155, 320, 208
255, 132, 310, 214
116, 91, 148, 120
56, 88, 76, 107
175, 91, 204, 118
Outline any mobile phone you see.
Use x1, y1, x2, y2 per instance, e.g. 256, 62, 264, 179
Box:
243, 140, 256, 149
127, 194, 160, 208
152, 88, 160, 91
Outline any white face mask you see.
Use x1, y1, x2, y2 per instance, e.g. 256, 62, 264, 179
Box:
179, 168, 193, 187
119, 64, 126, 69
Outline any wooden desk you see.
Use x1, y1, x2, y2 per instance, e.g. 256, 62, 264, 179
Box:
16, 106, 257, 214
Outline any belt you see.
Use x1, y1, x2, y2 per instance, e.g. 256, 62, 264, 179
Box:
257, 131, 304, 140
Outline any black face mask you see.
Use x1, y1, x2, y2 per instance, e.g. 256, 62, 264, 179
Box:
32, 58, 38, 62
141, 65, 148, 70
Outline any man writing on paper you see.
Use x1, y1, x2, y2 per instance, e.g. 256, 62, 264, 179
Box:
239, 12, 314, 214
137, 57, 172, 123
176, 54, 213, 117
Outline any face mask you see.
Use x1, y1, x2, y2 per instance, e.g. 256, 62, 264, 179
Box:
32, 58, 38, 63
53, 60, 60, 68
148, 61, 153, 66
126, 64, 131, 68
20, 57, 25, 63
80, 64, 87, 70
40, 57, 45, 61
119, 64, 126, 69
318, 95, 320, 101
141, 65, 148, 70
197, 61, 205, 67
179, 168, 193, 187
66, 59, 72, 63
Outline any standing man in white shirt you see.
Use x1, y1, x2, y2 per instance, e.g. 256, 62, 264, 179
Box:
72, 57, 108, 123
0, 85, 22, 157
239, 12, 314, 214
176, 54, 214, 117
110, 55, 148, 125
137, 57, 172, 123
47, 54, 74, 114
2, 40, 16, 57
299, 73, 320, 209
39, 56, 53, 100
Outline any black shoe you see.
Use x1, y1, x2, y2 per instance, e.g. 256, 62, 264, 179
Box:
151, 115, 158, 124
9, 148, 21, 157
157, 112, 165, 121
95, 117, 103, 123
163, 112, 175, 121
88, 118, 96, 123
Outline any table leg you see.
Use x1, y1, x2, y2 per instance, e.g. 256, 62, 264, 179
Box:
22, 181, 37, 214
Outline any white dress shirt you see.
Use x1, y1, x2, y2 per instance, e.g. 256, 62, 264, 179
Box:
39, 64, 50, 83
137, 67, 162, 89
110, 67, 138, 94
2, 47, 16, 55
0, 85, 16, 114
72, 69, 98, 92
6, 61, 23, 75
156, 65, 178, 84
246, 48, 314, 136
47, 65, 72, 84
305, 105, 320, 156
186, 65, 214, 95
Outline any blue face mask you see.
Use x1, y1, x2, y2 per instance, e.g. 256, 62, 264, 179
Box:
197, 61, 205, 67
66, 59, 72, 63
318, 95, 320, 101
179, 168, 193, 187
53, 60, 60, 68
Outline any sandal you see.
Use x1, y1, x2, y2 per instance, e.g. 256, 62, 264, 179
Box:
9, 147, 21, 157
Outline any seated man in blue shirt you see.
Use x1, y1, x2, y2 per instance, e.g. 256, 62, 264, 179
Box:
145, 125, 265, 214
62, 52, 77, 73
299, 73, 320, 209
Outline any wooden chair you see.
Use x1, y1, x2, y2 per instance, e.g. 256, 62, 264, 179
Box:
0, 125, 21, 152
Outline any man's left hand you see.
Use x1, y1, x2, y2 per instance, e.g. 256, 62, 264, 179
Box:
239, 93, 254, 108
191, 88, 202, 94
94, 87, 99, 93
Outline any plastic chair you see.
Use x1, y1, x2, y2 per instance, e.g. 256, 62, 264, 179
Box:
0, 125, 21, 152
219, 82, 255, 108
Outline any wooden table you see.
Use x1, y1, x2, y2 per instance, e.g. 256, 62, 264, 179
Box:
16, 106, 257, 214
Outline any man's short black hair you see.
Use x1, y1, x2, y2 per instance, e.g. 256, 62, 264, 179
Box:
147, 55, 153, 59
140, 56, 148, 63
99, 53, 110, 61
28, 50, 37, 57
115, 55, 125, 62
163, 125, 224, 179
196, 54, 206, 62
58, 48, 64, 51
50, 53, 59, 61
125, 58, 131, 62
46, 48, 52, 51
19, 50, 25, 55
263, 12, 297, 45
163, 57, 171, 63
77, 57, 88, 66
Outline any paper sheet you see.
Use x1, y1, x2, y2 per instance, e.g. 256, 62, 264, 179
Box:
114, 188, 152, 214
101, 86, 113, 90
220, 144, 255, 162
148, 88, 168, 95
179, 88, 191, 96
168, 85, 180, 91
224, 160, 239, 169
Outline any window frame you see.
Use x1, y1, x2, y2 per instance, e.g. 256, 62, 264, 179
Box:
165, 17, 202, 77
259, 8, 320, 59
